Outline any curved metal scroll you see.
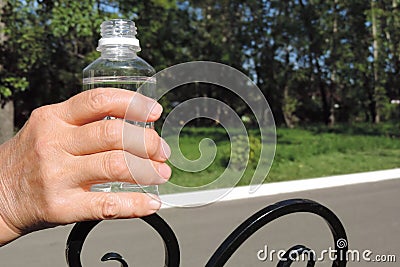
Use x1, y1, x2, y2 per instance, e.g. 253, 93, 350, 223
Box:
205, 198, 348, 267
65, 198, 347, 267
277, 245, 316, 267
65, 213, 180, 267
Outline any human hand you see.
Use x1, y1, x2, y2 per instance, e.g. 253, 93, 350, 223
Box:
0, 88, 171, 246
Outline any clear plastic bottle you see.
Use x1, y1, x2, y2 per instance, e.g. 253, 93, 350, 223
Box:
83, 19, 158, 194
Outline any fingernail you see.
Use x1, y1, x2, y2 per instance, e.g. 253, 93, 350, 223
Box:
148, 196, 161, 210
158, 163, 171, 180
149, 102, 163, 117
160, 139, 171, 159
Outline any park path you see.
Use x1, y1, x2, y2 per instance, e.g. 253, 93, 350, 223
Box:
0, 178, 399, 266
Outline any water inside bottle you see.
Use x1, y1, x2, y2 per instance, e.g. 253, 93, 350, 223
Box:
83, 76, 158, 195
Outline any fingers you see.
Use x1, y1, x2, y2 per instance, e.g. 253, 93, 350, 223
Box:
123, 123, 171, 161
71, 151, 171, 186
65, 119, 170, 162
67, 192, 161, 221
52, 88, 168, 223
57, 88, 162, 125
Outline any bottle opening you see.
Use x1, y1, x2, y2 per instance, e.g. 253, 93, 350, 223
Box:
101, 19, 137, 38
97, 19, 140, 51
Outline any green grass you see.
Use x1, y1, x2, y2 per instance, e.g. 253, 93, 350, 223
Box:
158, 124, 400, 194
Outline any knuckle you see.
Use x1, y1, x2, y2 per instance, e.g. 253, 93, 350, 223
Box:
144, 129, 160, 157
33, 137, 48, 158
100, 194, 121, 219
30, 105, 49, 121
29, 106, 59, 159
33, 135, 56, 162
103, 151, 129, 179
87, 89, 113, 114
28, 106, 53, 130
100, 120, 123, 148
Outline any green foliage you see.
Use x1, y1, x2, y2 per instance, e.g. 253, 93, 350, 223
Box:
0, 0, 399, 129
161, 126, 399, 192
0, 0, 115, 125
224, 134, 262, 171
0, 87, 11, 98
381, 102, 400, 122
0, 77, 28, 98
50, 0, 101, 38
228, 135, 249, 171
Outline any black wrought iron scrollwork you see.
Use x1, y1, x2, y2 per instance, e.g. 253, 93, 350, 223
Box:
276, 245, 316, 267
65, 213, 180, 267
101, 252, 129, 267
66, 198, 348, 267
205, 198, 348, 267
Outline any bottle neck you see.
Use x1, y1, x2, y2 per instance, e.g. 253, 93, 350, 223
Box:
99, 45, 139, 60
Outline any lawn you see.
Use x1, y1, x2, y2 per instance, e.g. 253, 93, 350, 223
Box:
158, 123, 400, 194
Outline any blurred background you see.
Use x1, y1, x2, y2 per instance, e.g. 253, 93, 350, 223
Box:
0, 2, 399, 266
0, 0, 399, 187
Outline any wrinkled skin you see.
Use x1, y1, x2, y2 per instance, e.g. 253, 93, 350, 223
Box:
0, 88, 171, 246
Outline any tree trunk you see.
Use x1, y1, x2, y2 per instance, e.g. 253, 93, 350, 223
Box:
371, 0, 381, 123
282, 84, 295, 128
315, 59, 331, 125
0, 0, 15, 144
329, 0, 339, 126
0, 101, 14, 144
281, 47, 296, 128
299, 0, 331, 125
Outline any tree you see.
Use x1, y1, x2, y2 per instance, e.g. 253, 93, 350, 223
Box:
0, 0, 31, 142
371, 0, 383, 122
0, 0, 14, 144
1, 0, 399, 131
1, 0, 112, 129
380, 0, 400, 121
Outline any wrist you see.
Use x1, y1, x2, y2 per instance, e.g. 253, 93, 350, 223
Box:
0, 214, 19, 246
0, 138, 21, 246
